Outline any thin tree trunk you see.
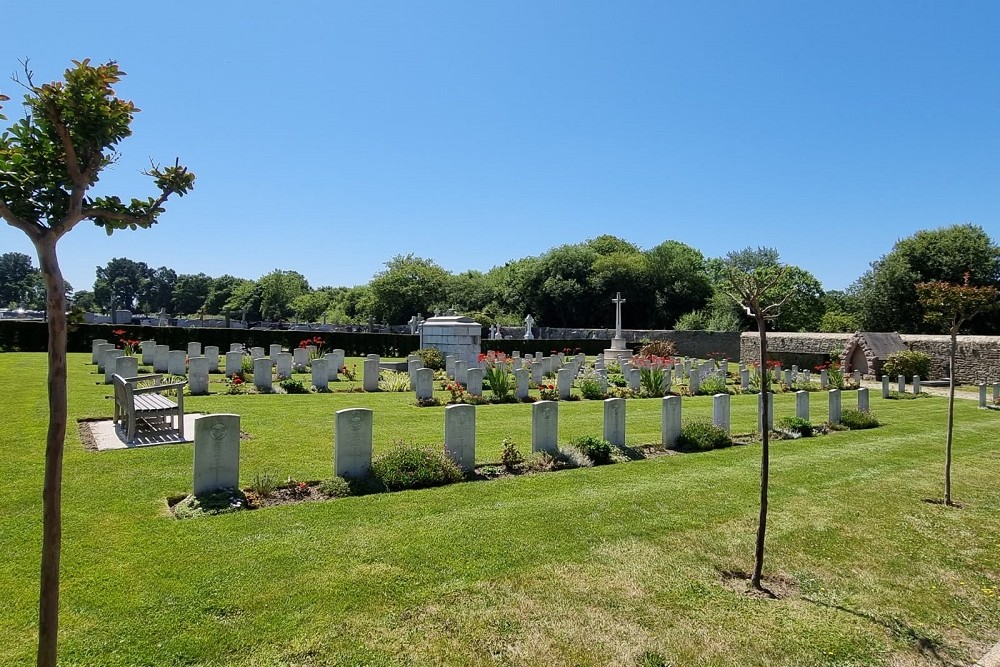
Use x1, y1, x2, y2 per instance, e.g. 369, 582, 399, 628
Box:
752, 316, 769, 590
944, 331, 957, 505
33, 235, 66, 667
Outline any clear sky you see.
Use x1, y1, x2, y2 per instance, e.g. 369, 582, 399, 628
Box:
3, 1, 999, 294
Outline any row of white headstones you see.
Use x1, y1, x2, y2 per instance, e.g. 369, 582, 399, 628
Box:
186, 388, 873, 498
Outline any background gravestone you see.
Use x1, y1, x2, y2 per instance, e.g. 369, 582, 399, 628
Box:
187, 342, 202, 358
312, 358, 329, 390
603, 397, 625, 446
91, 339, 108, 365
103, 349, 124, 384
225, 351, 243, 378
713, 393, 731, 433
662, 395, 681, 446
444, 403, 476, 471
114, 354, 138, 381
253, 357, 272, 391
829, 389, 842, 423
795, 390, 809, 420
188, 356, 209, 395
193, 414, 241, 495
335, 408, 373, 478
414, 367, 434, 400
205, 345, 220, 372
363, 356, 380, 392
168, 350, 187, 376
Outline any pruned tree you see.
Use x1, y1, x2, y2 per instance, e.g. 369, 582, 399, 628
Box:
721, 248, 792, 592
0, 59, 194, 666
915, 274, 999, 506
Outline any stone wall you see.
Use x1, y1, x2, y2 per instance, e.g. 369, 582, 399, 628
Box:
741, 331, 1000, 382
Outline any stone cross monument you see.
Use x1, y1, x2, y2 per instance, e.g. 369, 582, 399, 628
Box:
523, 314, 535, 340
603, 292, 631, 363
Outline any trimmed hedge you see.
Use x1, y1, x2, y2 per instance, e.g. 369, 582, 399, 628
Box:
0, 320, 420, 357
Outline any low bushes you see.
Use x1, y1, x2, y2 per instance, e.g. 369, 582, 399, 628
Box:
777, 416, 814, 438
371, 444, 464, 491
673, 421, 733, 452
840, 408, 880, 430
882, 350, 931, 381
415, 347, 445, 371
569, 435, 613, 465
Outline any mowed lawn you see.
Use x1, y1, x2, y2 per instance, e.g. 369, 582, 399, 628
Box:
1, 352, 999, 667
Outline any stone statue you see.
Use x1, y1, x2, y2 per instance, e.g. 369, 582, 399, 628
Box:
524, 314, 535, 340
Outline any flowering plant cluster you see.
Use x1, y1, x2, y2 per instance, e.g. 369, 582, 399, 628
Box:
223, 374, 246, 395
815, 360, 845, 389
443, 380, 466, 404
538, 382, 558, 401
299, 336, 327, 360
340, 364, 357, 381
479, 351, 514, 400
112, 328, 141, 356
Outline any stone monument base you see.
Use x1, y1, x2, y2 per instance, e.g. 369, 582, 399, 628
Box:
603, 346, 633, 364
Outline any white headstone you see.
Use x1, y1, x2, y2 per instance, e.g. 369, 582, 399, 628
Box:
229, 343, 244, 352
603, 397, 626, 446
444, 404, 476, 471
328, 349, 345, 380
627, 367, 641, 393
415, 367, 434, 400
269, 344, 282, 360
898, 375, 906, 394
193, 414, 241, 495
454, 360, 468, 386
91, 339, 108, 365
188, 356, 209, 395
688, 370, 700, 395
225, 351, 243, 378
445, 355, 456, 379
852, 369, 861, 385
662, 395, 681, 446
531, 360, 544, 385
979, 383, 988, 408
881, 375, 890, 399
820, 369, 829, 389
713, 393, 731, 433
514, 368, 530, 400
94, 343, 114, 372
293, 347, 309, 371
912, 375, 921, 394
309, 358, 327, 390
103, 349, 124, 383
363, 356, 379, 392
253, 357, 272, 391
858, 387, 870, 413
205, 345, 220, 372
168, 350, 187, 376
557, 367, 573, 400
783, 369, 792, 386
334, 408, 373, 478
993, 381, 1000, 403
187, 342, 202, 358
466, 367, 483, 396
829, 389, 842, 424
531, 400, 558, 453
275, 352, 293, 379
251, 346, 266, 360
795, 390, 809, 420
740, 368, 750, 390
114, 354, 138, 382
407, 358, 423, 390
140, 340, 155, 366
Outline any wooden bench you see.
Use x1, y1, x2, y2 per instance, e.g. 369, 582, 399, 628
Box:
112, 373, 187, 443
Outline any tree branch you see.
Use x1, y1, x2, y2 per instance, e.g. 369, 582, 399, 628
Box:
80, 189, 172, 226
0, 197, 44, 240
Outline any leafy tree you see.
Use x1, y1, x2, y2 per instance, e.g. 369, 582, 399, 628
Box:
818, 309, 860, 333
645, 241, 714, 328
445, 270, 492, 315
522, 244, 599, 326
203, 274, 251, 316
171, 273, 214, 315
0, 251, 43, 307
140, 266, 177, 313
258, 269, 309, 321
291, 288, 334, 322
93, 257, 149, 312
71, 289, 96, 312
856, 224, 1000, 333
0, 59, 194, 665
720, 248, 794, 593
327, 285, 372, 324
585, 233, 641, 256
224, 279, 262, 323
590, 250, 657, 328
916, 275, 1000, 506
368, 254, 449, 323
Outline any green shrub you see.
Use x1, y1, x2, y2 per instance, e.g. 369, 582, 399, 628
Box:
578, 374, 606, 400
673, 421, 733, 452
882, 350, 931, 382
639, 340, 678, 358
569, 435, 613, 465
556, 446, 593, 468
674, 309, 709, 331
371, 444, 464, 491
697, 371, 728, 396
240, 353, 254, 375
317, 477, 351, 498
840, 408, 880, 429
415, 347, 445, 371
777, 416, 813, 437
173, 488, 247, 519
279, 378, 308, 394
500, 438, 524, 470
378, 370, 410, 392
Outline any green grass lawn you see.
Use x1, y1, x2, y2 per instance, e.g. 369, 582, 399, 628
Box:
1, 352, 999, 666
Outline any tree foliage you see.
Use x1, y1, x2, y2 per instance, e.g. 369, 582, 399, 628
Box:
856, 224, 1000, 333
0, 251, 44, 308
368, 254, 449, 323
0, 59, 193, 666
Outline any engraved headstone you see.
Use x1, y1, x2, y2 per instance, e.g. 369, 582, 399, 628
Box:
445, 355, 456, 379
688, 370, 700, 395
253, 357, 272, 391
312, 358, 329, 390
229, 343, 244, 352
820, 369, 828, 389
912, 375, 921, 394
603, 397, 626, 446
293, 347, 309, 372
979, 383, 988, 408
91, 339, 108, 365
531, 400, 558, 453
153, 344, 171, 373
193, 414, 241, 495
114, 354, 138, 382
363, 356, 379, 392
444, 403, 476, 471
858, 387, 870, 413
740, 368, 750, 390
407, 358, 423, 390
140, 340, 155, 366
225, 351, 243, 378
334, 408, 373, 478
103, 349, 124, 383
454, 360, 468, 386
557, 367, 573, 400
415, 367, 434, 400
466, 367, 483, 396
627, 367, 641, 393
795, 390, 809, 420
328, 349, 345, 380
205, 345, 220, 373
188, 356, 209, 394
829, 389, 842, 424
713, 393, 731, 433
898, 374, 906, 394
514, 367, 530, 399
168, 350, 187, 376
882, 375, 890, 398
251, 346, 265, 360
662, 395, 681, 446
94, 343, 113, 372
187, 342, 202, 358
531, 360, 544, 385
275, 352, 293, 379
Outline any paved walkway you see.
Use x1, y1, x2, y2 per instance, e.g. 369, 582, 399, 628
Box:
858, 379, 982, 402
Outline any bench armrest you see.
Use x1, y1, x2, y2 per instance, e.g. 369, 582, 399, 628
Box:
131, 381, 186, 395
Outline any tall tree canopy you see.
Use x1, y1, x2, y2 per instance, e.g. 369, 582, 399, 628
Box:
367, 254, 450, 323
855, 224, 1000, 333
0, 251, 44, 308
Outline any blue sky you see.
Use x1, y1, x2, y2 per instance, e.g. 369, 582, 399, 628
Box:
3, 1, 998, 295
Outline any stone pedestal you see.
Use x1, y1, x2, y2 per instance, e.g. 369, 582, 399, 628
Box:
602, 342, 632, 365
